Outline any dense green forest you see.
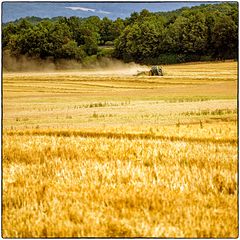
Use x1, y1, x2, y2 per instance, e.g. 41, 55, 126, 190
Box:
2, 2, 238, 66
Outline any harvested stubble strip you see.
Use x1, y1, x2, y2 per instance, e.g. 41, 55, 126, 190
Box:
6, 129, 237, 145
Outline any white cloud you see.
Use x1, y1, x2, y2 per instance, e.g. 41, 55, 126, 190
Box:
65, 7, 96, 12
98, 10, 111, 14
65, 6, 111, 15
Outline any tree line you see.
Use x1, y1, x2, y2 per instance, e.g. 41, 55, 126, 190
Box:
2, 2, 238, 65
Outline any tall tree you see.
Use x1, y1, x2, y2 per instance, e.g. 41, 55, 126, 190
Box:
114, 17, 165, 61
165, 10, 208, 54
99, 17, 114, 44
211, 14, 238, 59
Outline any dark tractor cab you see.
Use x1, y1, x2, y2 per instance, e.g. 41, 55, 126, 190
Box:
149, 66, 163, 76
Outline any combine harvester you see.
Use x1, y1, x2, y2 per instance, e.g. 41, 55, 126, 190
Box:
136, 66, 163, 76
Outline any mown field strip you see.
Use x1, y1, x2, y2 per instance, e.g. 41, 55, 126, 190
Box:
5, 130, 237, 145
4, 76, 236, 83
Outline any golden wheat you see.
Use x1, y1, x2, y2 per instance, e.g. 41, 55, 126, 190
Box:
2, 61, 238, 237
3, 121, 238, 237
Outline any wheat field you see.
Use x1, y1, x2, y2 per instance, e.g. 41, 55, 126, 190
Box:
2, 61, 238, 237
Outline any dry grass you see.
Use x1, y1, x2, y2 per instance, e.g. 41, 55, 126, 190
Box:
3, 122, 238, 237
2, 61, 238, 237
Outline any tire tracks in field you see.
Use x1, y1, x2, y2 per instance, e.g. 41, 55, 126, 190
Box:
6, 130, 237, 145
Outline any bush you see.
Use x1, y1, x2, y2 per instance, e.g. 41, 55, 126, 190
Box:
97, 48, 114, 58
61, 41, 86, 61
82, 55, 98, 67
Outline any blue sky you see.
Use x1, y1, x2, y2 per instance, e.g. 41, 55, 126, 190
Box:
2, 1, 219, 22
